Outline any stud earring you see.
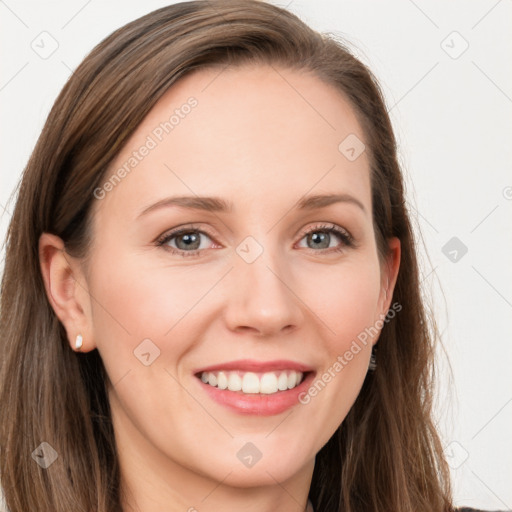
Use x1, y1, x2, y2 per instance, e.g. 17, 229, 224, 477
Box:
75, 334, 83, 351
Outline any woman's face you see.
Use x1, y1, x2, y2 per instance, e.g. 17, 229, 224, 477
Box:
67, 65, 399, 497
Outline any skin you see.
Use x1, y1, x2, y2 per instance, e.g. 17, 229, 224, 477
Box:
39, 64, 400, 512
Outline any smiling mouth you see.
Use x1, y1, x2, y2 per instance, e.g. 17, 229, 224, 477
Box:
195, 369, 311, 395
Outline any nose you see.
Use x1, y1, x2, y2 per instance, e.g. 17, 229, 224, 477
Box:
223, 243, 304, 337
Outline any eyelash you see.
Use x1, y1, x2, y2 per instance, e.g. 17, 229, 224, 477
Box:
155, 223, 355, 258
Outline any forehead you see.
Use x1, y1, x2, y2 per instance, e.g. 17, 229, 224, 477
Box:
94, 64, 371, 221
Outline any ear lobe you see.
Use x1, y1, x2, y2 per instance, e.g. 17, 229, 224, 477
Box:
39, 232, 92, 351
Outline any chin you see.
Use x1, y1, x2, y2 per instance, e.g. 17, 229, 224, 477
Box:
210, 463, 301, 488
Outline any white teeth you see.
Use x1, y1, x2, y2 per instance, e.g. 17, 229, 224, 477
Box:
287, 372, 297, 389
228, 372, 242, 391
277, 372, 288, 391
242, 372, 260, 393
217, 371, 228, 390
260, 372, 278, 394
199, 370, 305, 394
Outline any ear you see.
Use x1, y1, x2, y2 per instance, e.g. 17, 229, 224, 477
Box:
377, 236, 401, 319
38, 232, 95, 352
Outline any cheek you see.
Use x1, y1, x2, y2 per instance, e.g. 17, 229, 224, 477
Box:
301, 257, 382, 346
86, 250, 217, 429
84, 251, 203, 388
301, 257, 380, 382
288, 258, 382, 453
88, 251, 217, 338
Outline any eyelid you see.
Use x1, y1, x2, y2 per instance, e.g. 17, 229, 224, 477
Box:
296, 222, 353, 243
155, 223, 216, 244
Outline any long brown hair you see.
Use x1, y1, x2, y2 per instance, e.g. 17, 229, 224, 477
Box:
0, 1, 453, 510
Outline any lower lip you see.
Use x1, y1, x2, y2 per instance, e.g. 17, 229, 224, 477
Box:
195, 372, 316, 416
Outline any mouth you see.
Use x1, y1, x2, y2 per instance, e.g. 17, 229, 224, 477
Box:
192, 360, 316, 416
195, 369, 308, 395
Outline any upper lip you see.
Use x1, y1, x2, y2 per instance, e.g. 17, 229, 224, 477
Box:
194, 359, 314, 375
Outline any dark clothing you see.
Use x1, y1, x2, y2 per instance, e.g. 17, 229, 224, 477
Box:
456, 508, 509, 512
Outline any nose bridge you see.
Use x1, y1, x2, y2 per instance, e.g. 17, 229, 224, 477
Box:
224, 232, 303, 335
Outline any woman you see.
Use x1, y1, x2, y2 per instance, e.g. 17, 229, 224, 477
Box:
0, 1, 500, 511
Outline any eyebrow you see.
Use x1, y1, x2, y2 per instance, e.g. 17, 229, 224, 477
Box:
137, 193, 366, 218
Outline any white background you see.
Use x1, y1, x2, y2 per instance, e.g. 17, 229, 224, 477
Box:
1, 1, 511, 509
